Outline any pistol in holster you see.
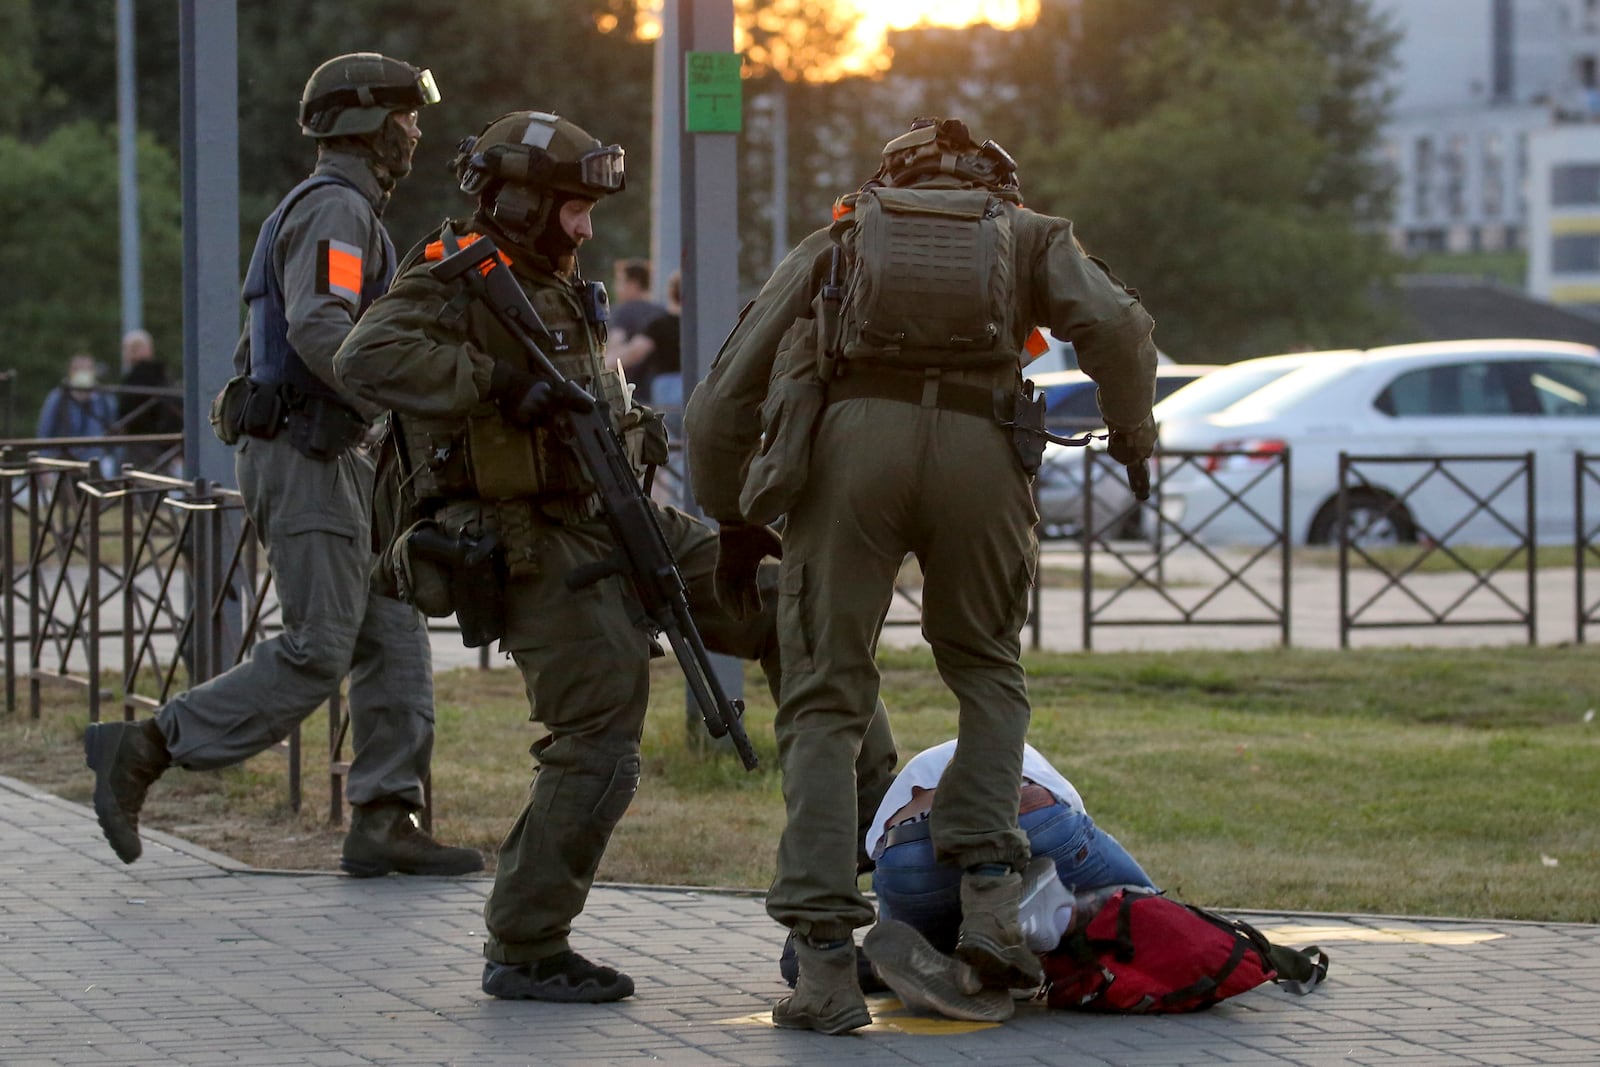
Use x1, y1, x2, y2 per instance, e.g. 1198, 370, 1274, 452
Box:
404, 525, 508, 648
1011, 380, 1050, 476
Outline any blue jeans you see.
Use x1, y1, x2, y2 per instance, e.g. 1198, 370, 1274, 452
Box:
872, 802, 1156, 954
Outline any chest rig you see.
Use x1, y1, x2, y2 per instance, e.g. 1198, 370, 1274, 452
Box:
395, 232, 654, 541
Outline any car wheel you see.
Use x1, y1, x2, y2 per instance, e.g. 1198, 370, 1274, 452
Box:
1308, 490, 1417, 546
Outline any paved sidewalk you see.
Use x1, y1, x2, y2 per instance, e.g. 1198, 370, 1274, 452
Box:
4, 775, 1598, 1066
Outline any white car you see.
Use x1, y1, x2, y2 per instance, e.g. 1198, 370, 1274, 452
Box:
1156, 340, 1600, 546
1032, 353, 1334, 539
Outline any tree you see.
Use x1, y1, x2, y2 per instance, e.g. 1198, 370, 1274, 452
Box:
0, 121, 183, 417
1024, 22, 1399, 360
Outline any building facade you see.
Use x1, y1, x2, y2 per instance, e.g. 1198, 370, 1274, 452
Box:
1381, 0, 1600, 296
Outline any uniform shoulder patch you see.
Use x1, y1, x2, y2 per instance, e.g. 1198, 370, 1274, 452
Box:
316, 238, 364, 305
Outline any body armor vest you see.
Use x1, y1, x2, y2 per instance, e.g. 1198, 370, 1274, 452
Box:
396, 231, 646, 524
243, 174, 395, 401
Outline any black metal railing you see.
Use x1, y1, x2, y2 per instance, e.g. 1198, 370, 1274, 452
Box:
1579, 452, 1599, 644
1337, 452, 1536, 648
1079, 447, 1292, 650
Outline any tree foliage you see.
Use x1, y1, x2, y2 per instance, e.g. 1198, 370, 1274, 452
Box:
0, 121, 183, 415
1023, 21, 1399, 359
3, 0, 1405, 412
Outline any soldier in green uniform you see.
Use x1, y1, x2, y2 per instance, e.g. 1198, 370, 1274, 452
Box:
83, 53, 482, 879
329, 110, 899, 1004
685, 117, 1160, 1033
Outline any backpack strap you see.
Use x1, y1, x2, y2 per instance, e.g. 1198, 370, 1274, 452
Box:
1196, 907, 1330, 996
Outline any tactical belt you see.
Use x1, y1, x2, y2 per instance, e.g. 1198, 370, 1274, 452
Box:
825, 366, 1006, 422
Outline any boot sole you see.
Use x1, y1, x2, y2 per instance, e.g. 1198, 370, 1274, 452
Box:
84, 725, 141, 864
340, 855, 485, 878
955, 933, 1045, 991
482, 965, 635, 1003
865, 922, 1015, 1023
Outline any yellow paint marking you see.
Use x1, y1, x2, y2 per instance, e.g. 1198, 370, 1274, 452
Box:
1259, 924, 1505, 946
718, 995, 1003, 1034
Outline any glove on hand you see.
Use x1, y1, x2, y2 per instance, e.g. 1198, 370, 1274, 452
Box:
1106, 414, 1158, 466
713, 521, 783, 621
488, 363, 556, 427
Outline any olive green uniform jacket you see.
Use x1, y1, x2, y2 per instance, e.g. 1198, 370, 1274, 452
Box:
333, 224, 898, 963
686, 205, 1157, 940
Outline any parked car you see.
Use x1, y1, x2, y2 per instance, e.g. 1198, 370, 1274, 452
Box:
1156, 339, 1600, 546
1023, 328, 1174, 377
1032, 364, 1223, 435
1032, 364, 1221, 539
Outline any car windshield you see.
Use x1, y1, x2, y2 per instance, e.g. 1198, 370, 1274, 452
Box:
1153, 363, 1304, 421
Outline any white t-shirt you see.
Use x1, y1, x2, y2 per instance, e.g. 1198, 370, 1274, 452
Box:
864, 740, 1087, 860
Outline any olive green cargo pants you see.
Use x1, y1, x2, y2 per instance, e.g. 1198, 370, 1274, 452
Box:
154, 434, 434, 808
484, 503, 897, 964
767, 397, 1037, 942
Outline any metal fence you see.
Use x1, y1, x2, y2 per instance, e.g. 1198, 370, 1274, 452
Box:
1580, 452, 1600, 644
1335, 452, 1537, 648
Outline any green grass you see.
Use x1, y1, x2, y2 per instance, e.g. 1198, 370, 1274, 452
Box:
5, 645, 1596, 922
1297, 543, 1581, 573
1404, 250, 1527, 287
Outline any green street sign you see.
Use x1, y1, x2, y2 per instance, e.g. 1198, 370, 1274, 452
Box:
685, 51, 742, 133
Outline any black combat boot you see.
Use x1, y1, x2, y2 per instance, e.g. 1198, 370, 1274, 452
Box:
482, 952, 634, 1003
340, 800, 484, 877
83, 718, 171, 864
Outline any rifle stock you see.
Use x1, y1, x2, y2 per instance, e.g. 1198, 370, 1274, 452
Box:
430, 233, 759, 770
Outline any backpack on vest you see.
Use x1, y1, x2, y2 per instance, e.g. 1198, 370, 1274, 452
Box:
833, 186, 1016, 368
1041, 889, 1329, 1014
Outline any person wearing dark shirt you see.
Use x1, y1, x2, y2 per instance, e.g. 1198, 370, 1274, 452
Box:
609, 269, 680, 404
117, 330, 183, 471
609, 257, 666, 345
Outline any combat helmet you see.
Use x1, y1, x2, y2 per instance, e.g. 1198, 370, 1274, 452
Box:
452, 111, 625, 245
875, 116, 1019, 193
299, 52, 440, 138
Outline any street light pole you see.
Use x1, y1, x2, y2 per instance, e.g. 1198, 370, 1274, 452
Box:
116, 0, 142, 336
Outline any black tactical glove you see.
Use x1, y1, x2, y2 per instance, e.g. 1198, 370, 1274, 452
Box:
488, 363, 594, 426
713, 521, 783, 621
1107, 416, 1158, 502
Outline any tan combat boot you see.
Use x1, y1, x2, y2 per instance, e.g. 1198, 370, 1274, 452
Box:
956, 868, 1047, 991
83, 719, 171, 864
340, 800, 484, 877
772, 935, 873, 1035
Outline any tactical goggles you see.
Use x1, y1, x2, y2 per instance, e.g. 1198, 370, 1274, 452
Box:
572, 145, 626, 194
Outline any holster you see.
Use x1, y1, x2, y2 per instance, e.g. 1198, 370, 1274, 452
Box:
285, 392, 366, 462
402, 524, 508, 648
1011, 380, 1050, 476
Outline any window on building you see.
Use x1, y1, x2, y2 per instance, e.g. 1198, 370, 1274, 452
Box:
1482, 133, 1505, 218
1444, 135, 1467, 219
1552, 234, 1600, 272
1414, 137, 1434, 220
1552, 164, 1600, 206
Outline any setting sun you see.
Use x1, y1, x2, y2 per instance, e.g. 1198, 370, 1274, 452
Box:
603, 0, 1040, 81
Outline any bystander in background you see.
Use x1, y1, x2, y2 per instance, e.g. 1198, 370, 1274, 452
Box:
609, 257, 665, 346
36, 353, 118, 478
117, 329, 183, 472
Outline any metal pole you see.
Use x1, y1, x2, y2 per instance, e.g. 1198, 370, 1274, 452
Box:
178, 0, 240, 490
179, 1, 242, 668
652, 3, 683, 303
1526, 451, 1537, 647
116, 0, 143, 335
771, 79, 788, 272
679, 0, 744, 744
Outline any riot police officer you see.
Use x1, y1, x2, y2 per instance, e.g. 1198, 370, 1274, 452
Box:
84, 53, 482, 879
685, 117, 1159, 1033
331, 109, 899, 1003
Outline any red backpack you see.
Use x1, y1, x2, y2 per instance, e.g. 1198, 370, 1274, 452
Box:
1041, 889, 1329, 1013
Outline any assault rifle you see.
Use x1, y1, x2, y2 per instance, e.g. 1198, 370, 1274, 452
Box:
430, 232, 759, 771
